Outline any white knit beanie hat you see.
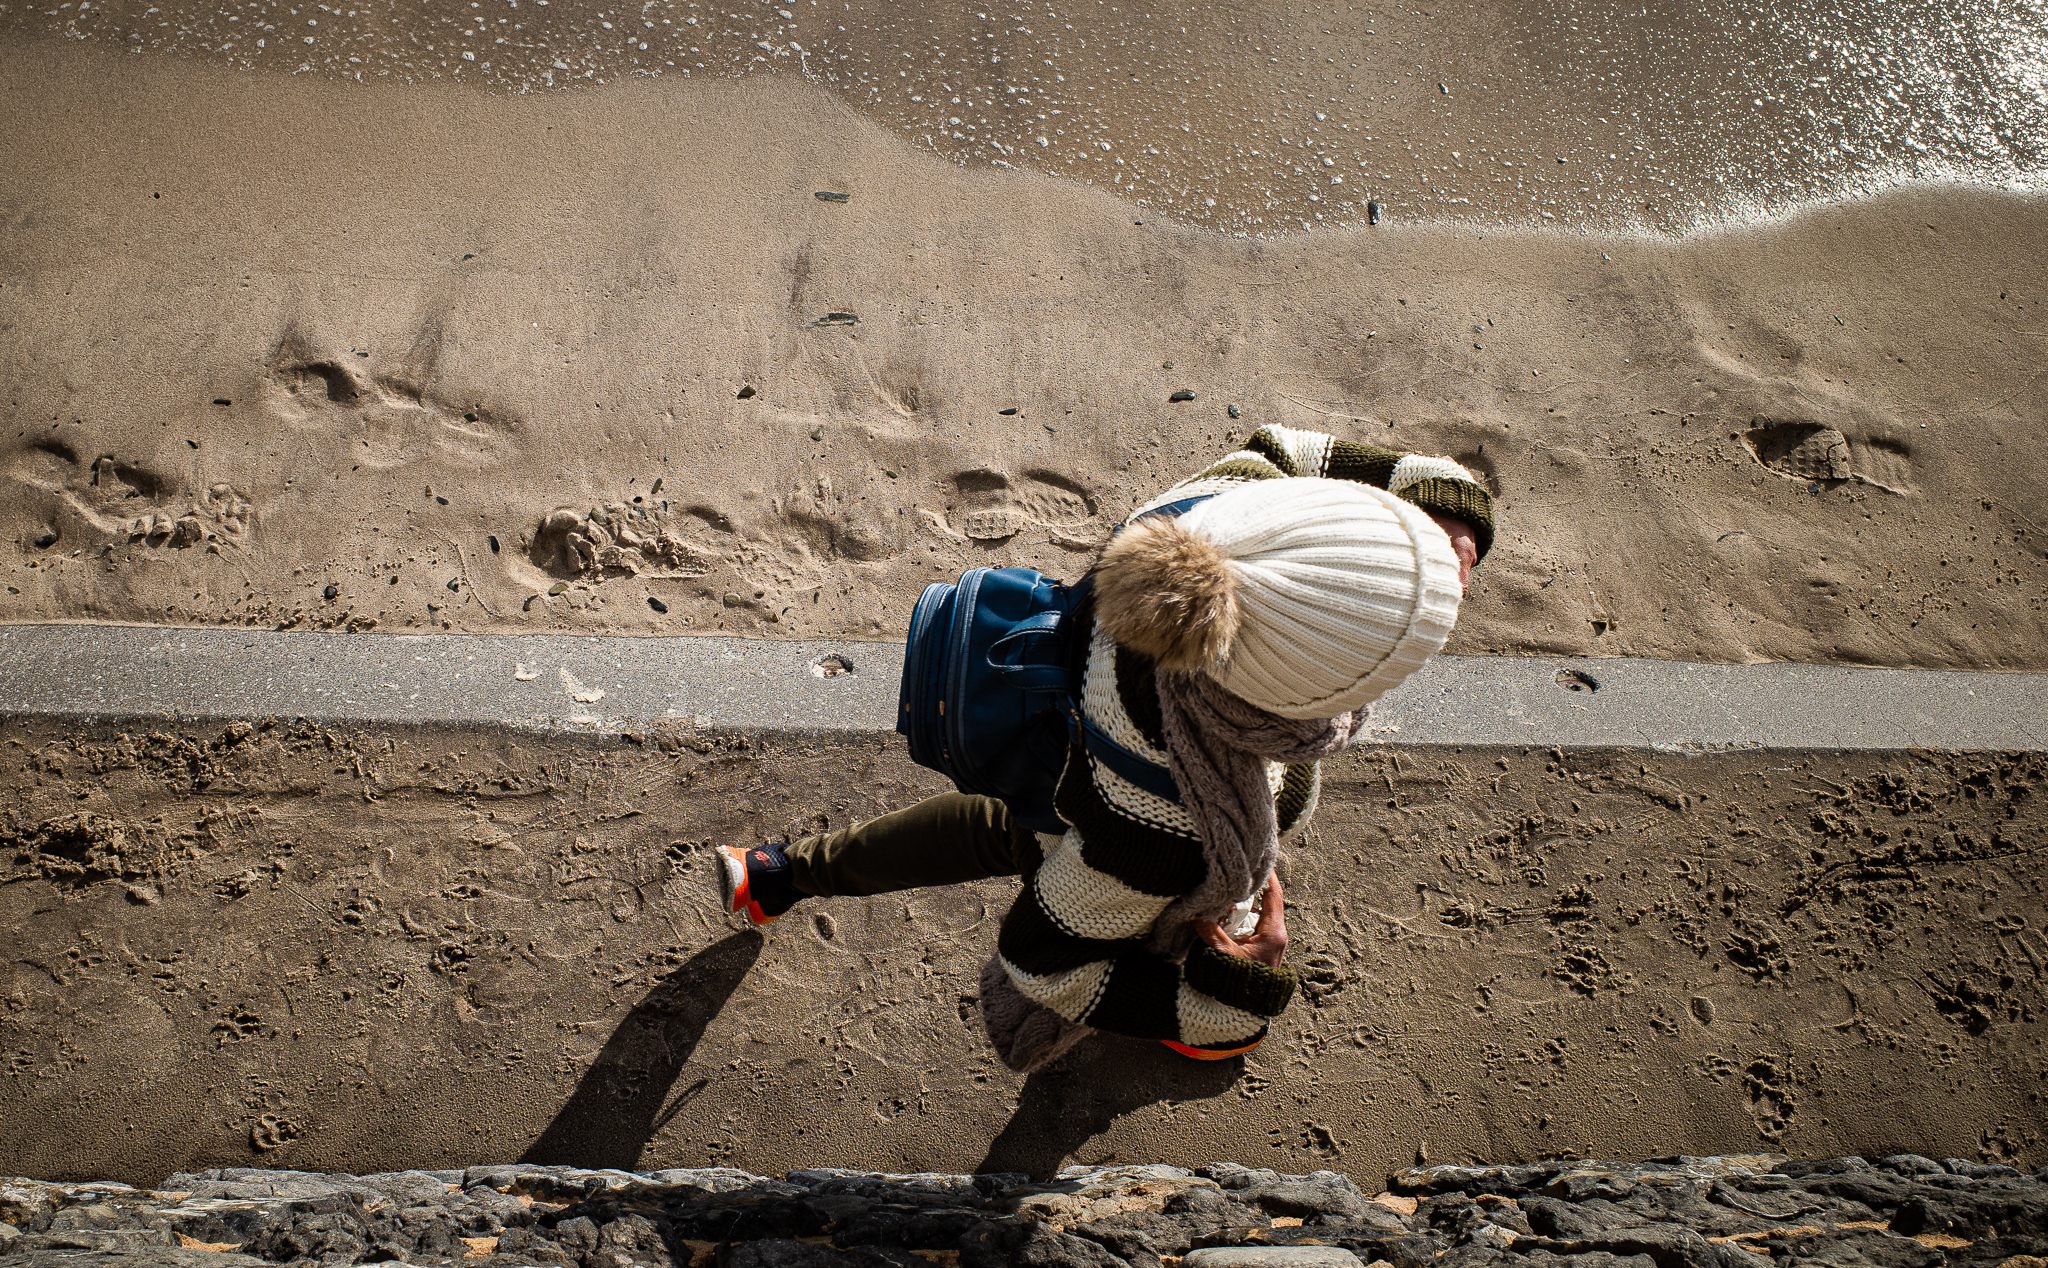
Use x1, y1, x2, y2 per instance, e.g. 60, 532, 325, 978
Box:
1092, 477, 1461, 719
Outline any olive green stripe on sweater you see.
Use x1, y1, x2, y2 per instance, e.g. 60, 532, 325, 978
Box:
1188, 456, 1288, 484
1275, 762, 1319, 835
1243, 429, 1302, 476
1324, 439, 1406, 487
1397, 477, 1496, 559
1184, 944, 1298, 1017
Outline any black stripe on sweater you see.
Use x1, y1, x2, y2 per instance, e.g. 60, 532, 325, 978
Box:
1055, 747, 1207, 898
997, 880, 1137, 977
1113, 644, 1167, 753
1078, 953, 1185, 1039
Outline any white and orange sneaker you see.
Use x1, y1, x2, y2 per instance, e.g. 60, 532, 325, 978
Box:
715, 842, 803, 930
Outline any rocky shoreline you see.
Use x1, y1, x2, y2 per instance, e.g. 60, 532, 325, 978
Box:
2, 1154, 2044, 1268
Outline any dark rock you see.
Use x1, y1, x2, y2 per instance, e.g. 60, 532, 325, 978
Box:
1772, 1156, 1874, 1178
728, 1239, 925, 1268
1523, 1196, 1650, 1238
1518, 1223, 1758, 1268
833, 1205, 990, 1249
239, 1208, 372, 1262
1073, 1209, 1213, 1255
1377, 1234, 1449, 1268
1877, 1156, 1946, 1177
789, 1168, 997, 1209
1, 1250, 268, 1267
1779, 1171, 1915, 1212
1014, 1226, 1132, 1268
638, 1166, 790, 1194
1947, 1234, 2048, 1268
1891, 1186, 2048, 1240
1545, 1172, 1639, 1202
662, 1193, 836, 1243
1721, 1223, 1943, 1268
1162, 1183, 1252, 1221
1391, 1163, 1561, 1197
1202, 1166, 1377, 1222
1182, 1248, 1363, 1268
960, 1220, 1132, 1268
11, 1228, 176, 1252
597, 1211, 679, 1265
1073, 1221, 1166, 1268
1943, 1159, 2023, 1179
554, 1213, 604, 1251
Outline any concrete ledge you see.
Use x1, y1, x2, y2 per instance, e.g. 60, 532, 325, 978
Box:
0, 623, 2042, 750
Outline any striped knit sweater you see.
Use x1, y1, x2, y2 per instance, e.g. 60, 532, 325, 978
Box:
993, 423, 1495, 1054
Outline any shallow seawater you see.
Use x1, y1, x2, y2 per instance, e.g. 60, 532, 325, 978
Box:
3, 0, 2043, 231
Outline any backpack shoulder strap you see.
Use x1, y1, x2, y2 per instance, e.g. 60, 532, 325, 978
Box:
1076, 714, 1184, 804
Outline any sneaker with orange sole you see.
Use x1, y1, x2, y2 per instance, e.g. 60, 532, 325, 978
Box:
716, 842, 803, 930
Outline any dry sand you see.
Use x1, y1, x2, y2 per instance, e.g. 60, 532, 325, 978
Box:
3, 40, 2045, 669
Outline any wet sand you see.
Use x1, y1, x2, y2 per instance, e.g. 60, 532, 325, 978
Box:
3, 41, 2045, 669
1, 717, 2042, 1184
4, 0, 2044, 233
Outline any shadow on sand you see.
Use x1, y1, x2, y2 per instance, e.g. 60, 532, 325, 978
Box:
521, 931, 763, 1169
976, 1034, 1245, 1179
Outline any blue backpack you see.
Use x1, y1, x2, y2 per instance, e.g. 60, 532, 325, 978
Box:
894, 498, 1207, 834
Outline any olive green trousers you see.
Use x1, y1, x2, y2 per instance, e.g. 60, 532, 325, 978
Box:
783, 792, 1039, 897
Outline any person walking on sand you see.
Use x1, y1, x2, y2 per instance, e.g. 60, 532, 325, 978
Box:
713, 422, 1492, 1072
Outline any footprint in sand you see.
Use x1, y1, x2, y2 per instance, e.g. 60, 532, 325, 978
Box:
528, 503, 723, 580
264, 323, 515, 469
1742, 418, 1916, 494
947, 468, 1103, 548
1743, 420, 1853, 482
5, 437, 253, 554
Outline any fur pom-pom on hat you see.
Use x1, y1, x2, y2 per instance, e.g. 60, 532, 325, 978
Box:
1093, 516, 1242, 672
1092, 478, 1463, 718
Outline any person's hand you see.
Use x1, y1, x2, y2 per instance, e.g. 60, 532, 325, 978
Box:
1194, 873, 1287, 968
1426, 512, 1478, 594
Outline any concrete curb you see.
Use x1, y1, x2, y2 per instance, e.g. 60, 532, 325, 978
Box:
0, 623, 2042, 751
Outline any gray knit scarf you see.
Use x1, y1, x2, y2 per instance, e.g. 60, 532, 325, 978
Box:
980, 670, 1369, 1071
